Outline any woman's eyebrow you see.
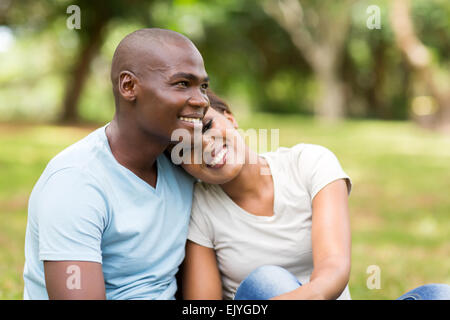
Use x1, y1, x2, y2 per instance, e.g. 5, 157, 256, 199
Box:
169, 72, 209, 83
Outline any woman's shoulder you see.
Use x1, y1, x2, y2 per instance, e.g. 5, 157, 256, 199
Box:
283, 143, 339, 163
262, 143, 344, 187
290, 143, 331, 154
262, 143, 332, 163
263, 142, 328, 155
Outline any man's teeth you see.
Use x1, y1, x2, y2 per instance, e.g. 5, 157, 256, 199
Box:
179, 117, 202, 124
209, 148, 227, 167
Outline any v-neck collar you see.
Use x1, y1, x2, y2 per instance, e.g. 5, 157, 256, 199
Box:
101, 124, 162, 195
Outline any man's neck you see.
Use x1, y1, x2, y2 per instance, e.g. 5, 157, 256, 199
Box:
105, 115, 168, 187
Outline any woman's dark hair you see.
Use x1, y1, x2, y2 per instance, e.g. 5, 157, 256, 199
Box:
206, 89, 232, 114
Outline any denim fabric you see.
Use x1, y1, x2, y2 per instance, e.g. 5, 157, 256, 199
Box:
234, 265, 450, 300
234, 265, 302, 300
397, 284, 450, 300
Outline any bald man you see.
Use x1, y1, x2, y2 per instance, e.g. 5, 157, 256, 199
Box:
23, 28, 210, 299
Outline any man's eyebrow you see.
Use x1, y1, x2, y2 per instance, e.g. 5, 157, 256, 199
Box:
169, 72, 209, 82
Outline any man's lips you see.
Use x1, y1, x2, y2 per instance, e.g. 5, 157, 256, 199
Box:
178, 112, 204, 122
177, 114, 204, 129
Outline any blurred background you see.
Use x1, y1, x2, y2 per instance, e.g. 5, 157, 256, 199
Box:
0, 0, 449, 299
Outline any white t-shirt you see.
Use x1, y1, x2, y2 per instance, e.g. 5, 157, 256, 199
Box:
187, 143, 353, 300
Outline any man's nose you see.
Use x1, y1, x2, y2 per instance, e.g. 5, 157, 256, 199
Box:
189, 90, 209, 109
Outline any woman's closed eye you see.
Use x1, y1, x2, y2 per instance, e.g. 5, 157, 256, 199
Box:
202, 119, 213, 134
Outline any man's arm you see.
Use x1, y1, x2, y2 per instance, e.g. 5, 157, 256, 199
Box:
182, 240, 222, 299
35, 168, 108, 299
44, 261, 106, 300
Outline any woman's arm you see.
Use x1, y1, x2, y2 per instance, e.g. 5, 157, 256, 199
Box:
182, 240, 223, 299
272, 179, 351, 300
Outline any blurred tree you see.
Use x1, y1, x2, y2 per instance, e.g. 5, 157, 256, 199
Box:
59, 0, 153, 123
150, 0, 313, 114
1, 0, 449, 126
0, 0, 10, 25
60, 1, 112, 123
342, 2, 411, 120
264, 0, 353, 121
390, 0, 450, 133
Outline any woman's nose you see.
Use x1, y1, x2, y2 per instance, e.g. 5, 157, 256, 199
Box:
202, 134, 214, 150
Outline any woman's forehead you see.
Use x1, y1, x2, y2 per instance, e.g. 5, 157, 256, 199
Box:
205, 107, 222, 117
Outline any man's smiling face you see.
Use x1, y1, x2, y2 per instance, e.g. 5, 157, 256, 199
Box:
133, 40, 210, 144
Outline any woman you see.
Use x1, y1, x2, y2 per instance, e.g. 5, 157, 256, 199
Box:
177, 90, 450, 300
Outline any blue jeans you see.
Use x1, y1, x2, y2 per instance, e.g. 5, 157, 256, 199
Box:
234, 265, 450, 300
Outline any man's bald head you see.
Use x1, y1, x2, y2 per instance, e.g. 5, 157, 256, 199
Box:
110, 28, 201, 104
107, 28, 209, 148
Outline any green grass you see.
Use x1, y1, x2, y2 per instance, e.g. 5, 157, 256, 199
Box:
1, 114, 449, 299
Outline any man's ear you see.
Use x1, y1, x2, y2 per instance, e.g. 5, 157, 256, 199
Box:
224, 111, 238, 129
118, 71, 138, 102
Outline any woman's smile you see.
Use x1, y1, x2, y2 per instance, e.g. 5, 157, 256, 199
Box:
206, 144, 228, 169
180, 106, 245, 184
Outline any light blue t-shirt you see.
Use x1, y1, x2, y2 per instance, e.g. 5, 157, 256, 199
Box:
23, 125, 194, 299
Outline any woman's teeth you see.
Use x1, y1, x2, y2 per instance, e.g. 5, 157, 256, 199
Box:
209, 147, 227, 167
179, 117, 202, 124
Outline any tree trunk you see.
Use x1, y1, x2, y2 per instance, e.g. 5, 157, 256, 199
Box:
367, 39, 390, 118
390, 0, 450, 133
316, 69, 346, 121
59, 16, 109, 123
263, 0, 351, 121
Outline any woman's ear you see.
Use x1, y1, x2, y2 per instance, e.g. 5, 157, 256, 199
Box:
224, 111, 238, 129
118, 71, 138, 102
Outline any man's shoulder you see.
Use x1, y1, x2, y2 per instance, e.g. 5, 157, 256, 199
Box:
35, 127, 108, 192
50, 126, 105, 166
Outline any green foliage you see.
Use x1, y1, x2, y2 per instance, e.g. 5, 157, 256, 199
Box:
1, 0, 449, 121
